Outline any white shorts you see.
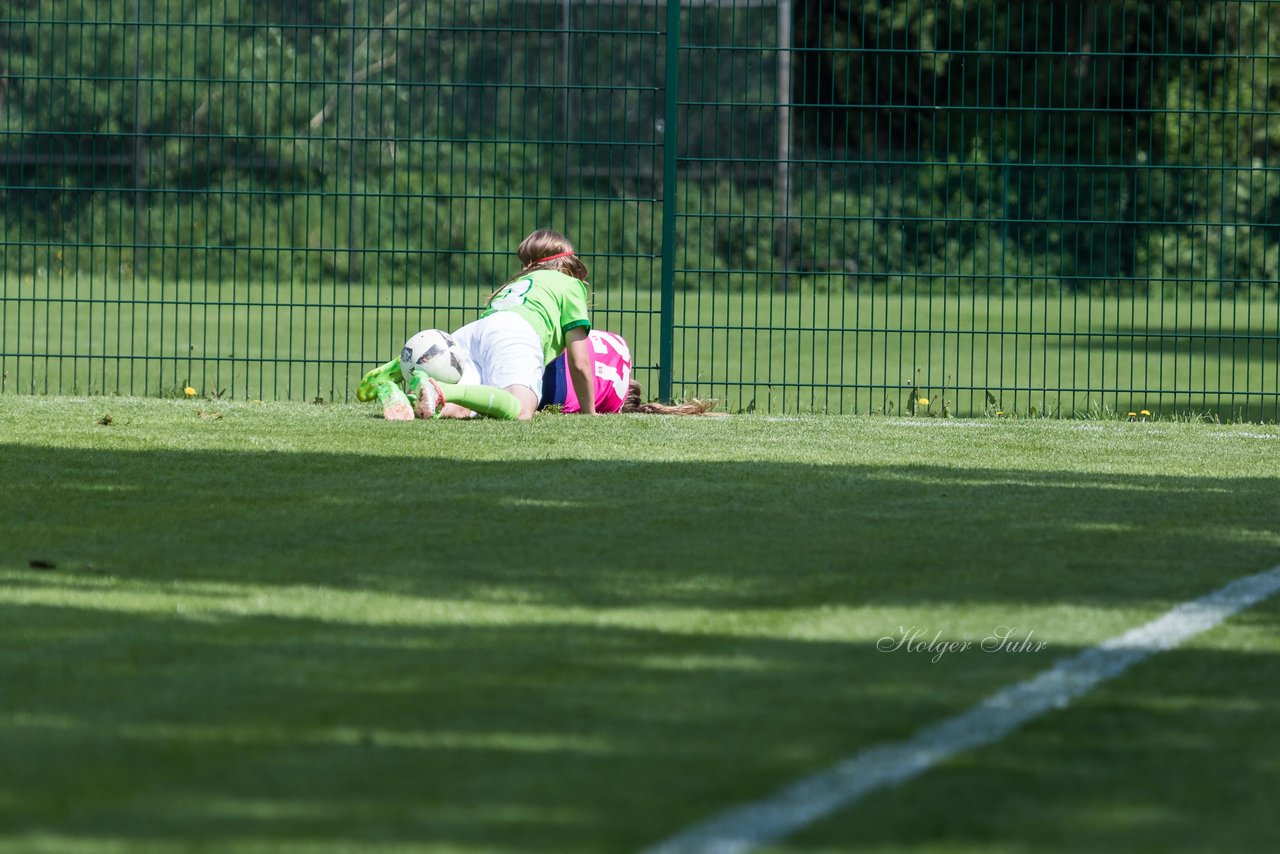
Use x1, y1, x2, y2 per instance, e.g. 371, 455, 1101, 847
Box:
450, 311, 545, 397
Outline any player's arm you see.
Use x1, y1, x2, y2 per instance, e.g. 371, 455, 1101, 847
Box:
564, 327, 597, 415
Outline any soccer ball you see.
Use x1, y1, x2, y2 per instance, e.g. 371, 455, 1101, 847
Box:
399, 329, 471, 385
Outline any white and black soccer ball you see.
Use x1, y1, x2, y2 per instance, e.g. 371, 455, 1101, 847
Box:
399, 329, 471, 385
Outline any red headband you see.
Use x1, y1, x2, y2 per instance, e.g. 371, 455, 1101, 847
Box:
535, 251, 575, 264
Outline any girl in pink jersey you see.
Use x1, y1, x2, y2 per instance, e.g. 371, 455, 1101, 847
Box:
538, 329, 719, 416
539, 329, 632, 414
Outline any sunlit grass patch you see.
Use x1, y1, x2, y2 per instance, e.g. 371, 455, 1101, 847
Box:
0, 397, 1277, 851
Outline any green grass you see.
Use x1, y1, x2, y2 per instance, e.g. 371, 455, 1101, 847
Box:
2, 397, 1279, 852
4, 278, 1277, 420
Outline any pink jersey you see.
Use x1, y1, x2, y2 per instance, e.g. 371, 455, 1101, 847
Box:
561, 330, 632, 414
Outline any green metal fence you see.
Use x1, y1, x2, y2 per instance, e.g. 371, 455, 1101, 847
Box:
2, 1, 1278, 420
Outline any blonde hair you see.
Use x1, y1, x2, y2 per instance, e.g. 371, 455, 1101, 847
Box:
621, 380, 719, 416
486, 229, 590, 307
513, 229, 589, 282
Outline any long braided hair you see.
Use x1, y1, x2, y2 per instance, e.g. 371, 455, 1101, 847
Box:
620, 380, 719, 416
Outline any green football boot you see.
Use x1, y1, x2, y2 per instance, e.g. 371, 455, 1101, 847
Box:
374, 380, 414, 421
410, 369, 445, 419
356, 359, 401, 402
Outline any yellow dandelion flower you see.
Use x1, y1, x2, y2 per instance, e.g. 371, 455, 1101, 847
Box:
918, 397, 930, 406
183, 386, 197, 398
1140, 409, 1151, 417
995, 410, 1004, 417
1127, 411, 1137, 418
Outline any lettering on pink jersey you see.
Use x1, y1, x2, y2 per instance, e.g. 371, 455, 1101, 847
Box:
562, 330, 632, 413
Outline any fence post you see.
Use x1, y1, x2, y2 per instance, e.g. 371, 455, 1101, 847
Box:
132, 0, 147, 275
776, 0, 793, 290
346, 0, 360, 283
658, 0, 680, 403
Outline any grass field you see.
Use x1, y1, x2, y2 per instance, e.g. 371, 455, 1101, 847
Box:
3, 278, 1277, 420
2, 396, 1279, 852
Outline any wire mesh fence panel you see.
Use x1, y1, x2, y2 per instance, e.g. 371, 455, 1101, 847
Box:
668, 0, 1280, 419
2, 1, 1278, 420
0, 0, 666, 402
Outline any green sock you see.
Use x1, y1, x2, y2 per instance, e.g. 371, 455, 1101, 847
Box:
435, 381, 522, 420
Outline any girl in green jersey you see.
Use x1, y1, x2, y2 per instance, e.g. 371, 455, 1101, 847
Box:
359, 229, 596, 421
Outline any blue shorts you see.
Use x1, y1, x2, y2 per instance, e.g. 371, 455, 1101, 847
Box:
538, 356, 566, 409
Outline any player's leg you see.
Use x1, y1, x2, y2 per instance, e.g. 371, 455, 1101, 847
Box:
439, 401, 475, 419
408, 369, 521, 420
472, 312, 544, 421
439, 313, 543, 421
448, 382, 524, 420
504, 384, 539, 421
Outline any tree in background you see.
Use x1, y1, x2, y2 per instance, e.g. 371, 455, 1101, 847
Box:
794, 0, 1280, 294
1, 0, 1278, 294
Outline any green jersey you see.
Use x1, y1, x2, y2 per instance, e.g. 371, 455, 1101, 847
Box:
482, 269, 591, 363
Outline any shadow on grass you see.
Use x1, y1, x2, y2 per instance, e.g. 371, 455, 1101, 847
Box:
0, 597, 1277, 852
1, 439, 1279, 848
1089, 326, 1279, 365
2, 443, 1278, 610
0, 597, 957, 850
781, 611, 1280, 852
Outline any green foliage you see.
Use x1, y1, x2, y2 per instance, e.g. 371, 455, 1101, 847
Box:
796, 0, 1280, 295
2, 1, 1280, 296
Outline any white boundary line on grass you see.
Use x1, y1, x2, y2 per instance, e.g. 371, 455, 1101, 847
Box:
644, 564, 1280, 854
